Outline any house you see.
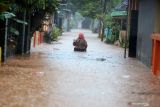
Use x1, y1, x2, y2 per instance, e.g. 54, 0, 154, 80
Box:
111, 0, 128, 30
128, 0, 160, 67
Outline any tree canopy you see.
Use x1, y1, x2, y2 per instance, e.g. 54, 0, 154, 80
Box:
70, 0, 122, 19
0, 0, 14, 12
13, 0, 59, 14
70, 0, 101, 19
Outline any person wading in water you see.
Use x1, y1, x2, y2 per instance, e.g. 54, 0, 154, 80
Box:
73, 33, 88, 52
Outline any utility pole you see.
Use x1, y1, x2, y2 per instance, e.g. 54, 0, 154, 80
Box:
3, 12, 15, 62
22, 10, 26, 55
99, 0, 103, 39
66, 10, 70, 32
124, 1, 130, 58
101, 0, 107, 42
99, 0, 107, 41
4, 18, 8, 62
27, 12, 31, 54
66, 0, 71, 32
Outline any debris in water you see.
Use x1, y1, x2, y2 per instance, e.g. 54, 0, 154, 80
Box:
34, 72, 45, 77
53, 48, 60, 50
128, 102, 149, 106
96, 58, 106, 61
122, 75, 130, 79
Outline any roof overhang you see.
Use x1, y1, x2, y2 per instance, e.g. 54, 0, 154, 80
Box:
111, 11, 127, 17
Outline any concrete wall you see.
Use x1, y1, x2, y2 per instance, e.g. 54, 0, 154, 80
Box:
137, 0, 156, 67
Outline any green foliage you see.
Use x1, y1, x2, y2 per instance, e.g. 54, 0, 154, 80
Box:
14, 0, 59, 14
102, 0, 123, 44
70, 0, 122, 19
0, 0, 14, 12
45, 0, 59, 14
70, 0, 101, 19
105, 21, 120, 44
51, 26, 61, 41
103, 0, 123, 21
105, 35, 116, 44
70, 0, 123, 40
105, 0, 122, 12
111, 21, 120, 39
10, 27, 19, 36
104, 14, 112, 28
119, 38, 125, 48
80, 2, 101, 19
9, 0, 59, 36
14, 0, 44, 12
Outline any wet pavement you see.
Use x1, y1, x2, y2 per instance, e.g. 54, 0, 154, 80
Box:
1, 29, 160, 107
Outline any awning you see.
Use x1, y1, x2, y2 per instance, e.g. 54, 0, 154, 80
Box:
3, 12, 15, 18
0, 12, 15, 20
111, 11, 127, 17
0, 12, 28, 25
13, 18, 28, 25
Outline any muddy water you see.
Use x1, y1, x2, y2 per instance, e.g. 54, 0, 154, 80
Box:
0, 29, 160, 107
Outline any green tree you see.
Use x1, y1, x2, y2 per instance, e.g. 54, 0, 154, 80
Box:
0, 0, 14, 12
70, 0, 122, 41
1, 0, 59, 54
70, 0, 101, 19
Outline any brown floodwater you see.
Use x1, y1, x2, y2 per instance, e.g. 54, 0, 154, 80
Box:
0, 29, 160, 107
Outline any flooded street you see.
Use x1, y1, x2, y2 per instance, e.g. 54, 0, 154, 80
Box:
0, 29, 160, 107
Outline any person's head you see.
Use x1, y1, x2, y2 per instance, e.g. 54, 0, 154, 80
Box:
78, 33, 85, 39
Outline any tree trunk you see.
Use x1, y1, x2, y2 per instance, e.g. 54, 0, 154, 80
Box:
101, 20, 104, 41
98, 19, 102, 38
91, 19, 95, 31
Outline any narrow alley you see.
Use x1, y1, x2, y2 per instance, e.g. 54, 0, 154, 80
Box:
0, 29, 160, 107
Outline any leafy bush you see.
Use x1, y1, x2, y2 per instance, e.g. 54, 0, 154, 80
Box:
105, 20, 120, 44
105, 35, 115, 44
104, 14, 112, 29
51, 26, 61, 41
111, 21, 120, 40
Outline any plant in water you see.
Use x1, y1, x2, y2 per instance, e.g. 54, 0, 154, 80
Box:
51, 26, 61, 41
